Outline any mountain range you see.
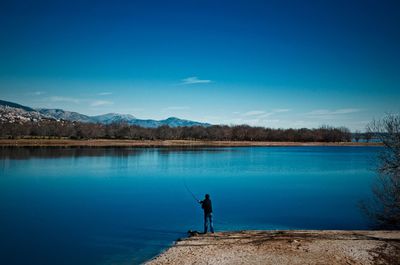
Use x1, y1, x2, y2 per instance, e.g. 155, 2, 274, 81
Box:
0, 99, 210, 127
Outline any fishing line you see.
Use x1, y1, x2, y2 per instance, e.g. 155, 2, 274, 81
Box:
183, 176, 200, 203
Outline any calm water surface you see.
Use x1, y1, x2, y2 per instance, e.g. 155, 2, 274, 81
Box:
0, 146, 380, 264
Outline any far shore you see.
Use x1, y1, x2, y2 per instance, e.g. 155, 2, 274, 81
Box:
0, 139, 382, 147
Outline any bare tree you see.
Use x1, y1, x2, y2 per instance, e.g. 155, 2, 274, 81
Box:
0, 120, 354, 143
354, 130, 361, 142
363, 131, 373, 143
361, 114, 400, 229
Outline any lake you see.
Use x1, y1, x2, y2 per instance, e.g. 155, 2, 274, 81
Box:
0, 146, 380, 265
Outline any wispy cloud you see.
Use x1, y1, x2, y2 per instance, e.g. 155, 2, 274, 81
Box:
91, 100, 114, 107
49, 96, 81, 104
226, 109, 292, 126
48, 96, 114, 107
241, 109, 291, 118
273, 108, 291, 113
27, 91, 46, 96
259, 108, 291, 118
180, 76, 212, 85
222, 118, 281, 127
242, 110, 266, 117
307, 108, 362, 116
98, 92, 112, 96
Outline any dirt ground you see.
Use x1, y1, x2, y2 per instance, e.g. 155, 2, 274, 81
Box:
146, 230, 400, 265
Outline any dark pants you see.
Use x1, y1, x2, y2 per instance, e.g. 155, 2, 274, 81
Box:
204, 212, 214, 233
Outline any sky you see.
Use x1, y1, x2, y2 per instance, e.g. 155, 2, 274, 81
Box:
0, 0, 399, 130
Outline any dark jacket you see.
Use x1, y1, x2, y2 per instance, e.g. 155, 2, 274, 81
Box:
200, 198, 212, 214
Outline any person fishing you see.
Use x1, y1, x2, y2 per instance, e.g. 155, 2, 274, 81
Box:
199, 194, 214, 234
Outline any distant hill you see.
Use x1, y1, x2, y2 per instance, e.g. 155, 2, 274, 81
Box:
0, 100, 50, 123
91, 113, 137, 124
37, 108, 93, 123
1, 99, 210, 127
129, 117, 209, 128
0, 100, 36, 112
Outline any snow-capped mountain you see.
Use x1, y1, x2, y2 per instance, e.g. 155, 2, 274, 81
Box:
0, 100, 210, 127
0, 100, 51, 123
91, 113, 136, 124
37, 108, 93, 123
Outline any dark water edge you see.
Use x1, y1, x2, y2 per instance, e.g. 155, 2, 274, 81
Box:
0, 146, 235, 159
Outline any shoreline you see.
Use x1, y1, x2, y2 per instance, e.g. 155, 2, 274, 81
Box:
0, 139, 382, 147
146, 230, 400, 265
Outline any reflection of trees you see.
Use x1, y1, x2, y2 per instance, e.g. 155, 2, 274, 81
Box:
0, 147, 144, 160
0, 147, 234, 160
0, 121, 352, 142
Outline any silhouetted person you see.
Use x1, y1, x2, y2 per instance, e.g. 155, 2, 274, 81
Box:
199, 194, 214, 233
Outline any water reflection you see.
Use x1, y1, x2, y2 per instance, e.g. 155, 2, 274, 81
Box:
0, 146, 232, 160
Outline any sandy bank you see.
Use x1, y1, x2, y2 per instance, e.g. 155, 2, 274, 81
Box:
0, 139, 382, 147
146, 230, 399, 265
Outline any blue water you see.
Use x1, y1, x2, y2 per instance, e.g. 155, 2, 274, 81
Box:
0, 146, 380, 264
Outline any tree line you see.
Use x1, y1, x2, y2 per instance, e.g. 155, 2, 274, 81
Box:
353, 130, 374, 142
0, 120, 352, 142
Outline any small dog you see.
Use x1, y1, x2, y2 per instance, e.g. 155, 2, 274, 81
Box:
187, 230, 201, 237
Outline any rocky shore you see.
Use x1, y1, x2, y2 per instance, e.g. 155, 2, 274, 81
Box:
146, 230, 400, 265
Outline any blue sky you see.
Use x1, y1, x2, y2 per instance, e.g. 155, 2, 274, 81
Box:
0, 0, 399, 130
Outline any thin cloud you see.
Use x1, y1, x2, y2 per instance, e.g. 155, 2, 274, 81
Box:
98, 92, 112, 96
273, 108, 291, 113
181, 76, 212, 85
48, 96, 114, 107
91, 100, 113, 107
27, 91, 46, 96
222, 118, 281, 127
307, 108, 362, 116
49, 96, 81, 104
242, 110, 266, 117
241, 109, 291, 118
258, 110, 291, 118
333, 108, 362, 114
258, 112, 275, 118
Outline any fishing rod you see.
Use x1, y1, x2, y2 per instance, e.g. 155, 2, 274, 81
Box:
183, 177, 232, 226
183, 177, 200, 203
182, 177, 235, 227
